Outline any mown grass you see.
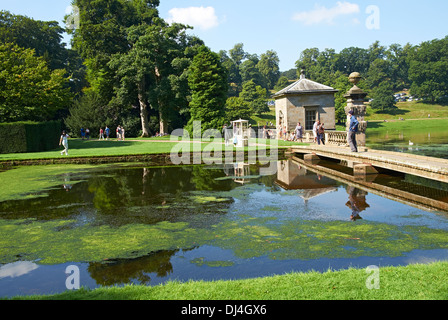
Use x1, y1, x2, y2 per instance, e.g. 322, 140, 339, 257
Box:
11, 262, 448, 300
335, 110, 448, 134
0, 137, 301, 162
365, 101, 448, 121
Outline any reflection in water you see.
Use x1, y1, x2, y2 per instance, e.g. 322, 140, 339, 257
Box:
2, 161, 448, 297
223, 163, 252, 184
346, 186, 370, 221
88, 249, 183, 286
0, 261, 38, 279
367, 128, 448, 159
275, 160, 339, 206
276, 160, 372, 221
63, 173, 72, 192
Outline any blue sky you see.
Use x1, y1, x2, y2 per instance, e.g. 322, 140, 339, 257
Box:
2, 1, 448, 71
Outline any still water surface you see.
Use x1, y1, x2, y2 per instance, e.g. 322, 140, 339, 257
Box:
367, 124, 448, 159
1, 159, 448, 297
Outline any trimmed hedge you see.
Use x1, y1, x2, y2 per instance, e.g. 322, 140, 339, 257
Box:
0, 121, 62, 154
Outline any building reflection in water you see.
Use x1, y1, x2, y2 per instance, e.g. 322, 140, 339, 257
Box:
275, 160, 339, 206
223, 162, 252, 184
276, 160, 370, 220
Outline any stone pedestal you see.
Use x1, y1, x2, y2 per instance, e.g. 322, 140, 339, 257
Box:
345, 72, 368, 147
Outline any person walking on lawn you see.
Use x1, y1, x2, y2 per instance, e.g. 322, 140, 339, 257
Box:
59, 130, 69, 156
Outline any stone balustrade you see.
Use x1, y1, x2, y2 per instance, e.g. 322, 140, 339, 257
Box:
258, 129, 348, 146
325, 131, 348, 146
300, 130, 348, 146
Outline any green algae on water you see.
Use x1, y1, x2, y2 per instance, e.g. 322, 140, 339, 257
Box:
2, 215, 448, 266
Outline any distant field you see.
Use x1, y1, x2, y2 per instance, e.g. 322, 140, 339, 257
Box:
365, 101, 448, 121
249, 106, 276, 127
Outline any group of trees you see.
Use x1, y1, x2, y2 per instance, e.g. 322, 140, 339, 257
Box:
0, 10, 85, 123
1, 0, 448, 136
287, 38, 448, 121
219, 44, 280, 121
1, 1, 282, 137
66, 0, 282, 136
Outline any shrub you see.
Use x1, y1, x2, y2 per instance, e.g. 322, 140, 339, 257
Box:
0, 121, 61, 154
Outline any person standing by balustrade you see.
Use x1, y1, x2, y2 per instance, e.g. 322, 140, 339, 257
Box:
348, 110, 359, 152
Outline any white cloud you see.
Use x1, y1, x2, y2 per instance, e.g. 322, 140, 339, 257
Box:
167, 6, 219, 31
292, 1, 360, 26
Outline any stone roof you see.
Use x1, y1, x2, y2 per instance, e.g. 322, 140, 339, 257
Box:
273, 72, 337, 98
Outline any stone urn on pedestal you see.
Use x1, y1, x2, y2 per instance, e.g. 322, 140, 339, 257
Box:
344, 72, 368, 148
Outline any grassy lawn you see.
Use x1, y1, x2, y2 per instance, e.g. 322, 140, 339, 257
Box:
366, 117, 448, 133
11, 262, 448, 300
366, 101, 448, 121
0, 137, 303, 162
249, 107, 276, 127
0, 139, 179, 161
332, 101, 448, 133
3, 100, 438, 161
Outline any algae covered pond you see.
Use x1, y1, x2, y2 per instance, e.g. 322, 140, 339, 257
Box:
1, 160, 448, 297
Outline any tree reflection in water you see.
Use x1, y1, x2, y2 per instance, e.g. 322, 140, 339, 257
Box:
88, 248, 192, 286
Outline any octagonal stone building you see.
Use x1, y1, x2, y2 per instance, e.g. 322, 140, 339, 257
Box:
273, 71, 338, 134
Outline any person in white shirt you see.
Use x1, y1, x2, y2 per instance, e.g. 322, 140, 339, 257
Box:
313, 120, 319, 143
59, 130, 69, 156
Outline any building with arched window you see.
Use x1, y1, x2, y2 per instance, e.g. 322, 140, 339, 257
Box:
273, 71, 338, 134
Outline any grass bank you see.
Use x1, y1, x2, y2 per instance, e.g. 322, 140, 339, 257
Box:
365, 101, 448, 121
335, 114, 448, 133
0, 137, 300, 165
10, 262, 448, 300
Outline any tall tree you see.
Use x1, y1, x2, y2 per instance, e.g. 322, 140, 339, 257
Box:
0, 10, 86, 98
295, 48, 320, 80
0, 43, 72, 122
239, 80, 269, 115
72, 0, 203, 135
257, 50, 280, 90
240, 54, 265, 88
219, 50, 240, 96
186, 45, 228, 134
408, 36, 448, 102
108, 20, 195, 136
71, 0, 160, 104
366, 58, 392, 95
229, 43, 247, 67
0, 10, 67, 70
335, 47, 370, 75
386, 43, 412, 91
370, 82, 396, 112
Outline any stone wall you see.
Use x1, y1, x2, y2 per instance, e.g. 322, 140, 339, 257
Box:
275, 92, 336, 133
